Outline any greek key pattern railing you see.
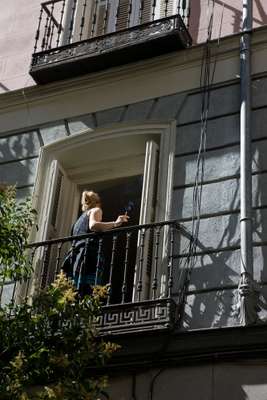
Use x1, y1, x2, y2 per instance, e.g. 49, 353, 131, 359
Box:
98, 298, 177, 334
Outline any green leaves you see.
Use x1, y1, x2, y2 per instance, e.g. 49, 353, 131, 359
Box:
0, 185, 118, 399
0, 185, 36, 284
0, 274, 118, 400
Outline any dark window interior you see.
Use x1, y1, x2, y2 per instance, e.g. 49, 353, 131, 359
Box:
79, 175, 143, 303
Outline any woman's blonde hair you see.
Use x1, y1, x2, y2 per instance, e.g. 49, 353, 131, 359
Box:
81, 191, 100, 211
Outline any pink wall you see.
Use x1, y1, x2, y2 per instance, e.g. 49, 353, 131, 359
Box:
0, 0, 267, 94
0, 0, 42, 94
190, 0, 267, 44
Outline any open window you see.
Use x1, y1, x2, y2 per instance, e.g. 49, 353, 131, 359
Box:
68, 0, 186, 42
34, 160, 79, 287
30, 122, 175, 300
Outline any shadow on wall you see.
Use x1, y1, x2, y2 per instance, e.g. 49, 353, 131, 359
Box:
189, 0, 267, 44
174, 160, 241, 329
255, 0, 267, 25
181, 203, 241, 329
0, 132, 42, 197
188, 0, 201, 43
0, 82, 9, 92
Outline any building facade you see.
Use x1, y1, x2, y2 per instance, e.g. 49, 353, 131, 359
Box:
1, 0, 267, 398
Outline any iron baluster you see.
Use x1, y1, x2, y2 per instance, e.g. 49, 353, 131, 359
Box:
167, 224, 175, 298
55, 242, 63, 278
24, 276, 31, 300
137, 228, 146, 302
24, 247, 37, 300
48, 1, 56, 49
181, 0, 186, 20
40, 244, 50, 289
42, 10, 50, 50
127, 0, 132, 28
91, 0, 99, 37
115, 0, 121, 31
103, 0, 109, 34
107, 234, 118, 305
163, 0, 168, 17
138, 0, 144, 25
79, 0, 88, 40
0, 277, 5, 305
185, 0, 190, 28
68, 0, 78, 43
70, 240, 76, 272
45, 3, 54, 50
83, 237, 90, 274
49, 20, 56, 49
152, 0, 157, 21
34, 6, 43, 53
10, 280, 17, 305
95, 237, 103, 285
122, 232, 132, 303
177, 0, 181, 15
7, 281, 17, 316
57, 0, 66, 47
152, 226, 161, 300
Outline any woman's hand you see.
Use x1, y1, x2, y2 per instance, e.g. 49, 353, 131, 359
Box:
114, 214, 129, 227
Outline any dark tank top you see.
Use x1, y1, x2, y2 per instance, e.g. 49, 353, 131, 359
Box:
72, 211, 93, 236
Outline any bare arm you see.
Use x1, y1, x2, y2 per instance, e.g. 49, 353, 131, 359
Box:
88, 207, 129, 232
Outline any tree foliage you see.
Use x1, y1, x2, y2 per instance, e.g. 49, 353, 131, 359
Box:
0, 185, 36, 283
0, 274, 117, 400
0, 186, 118, 399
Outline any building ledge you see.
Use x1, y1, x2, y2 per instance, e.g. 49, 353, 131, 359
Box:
99, 323, 267, 372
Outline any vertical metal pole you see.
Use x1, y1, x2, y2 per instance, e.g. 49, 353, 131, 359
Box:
238, 0, 259, 325
240, 0, 252, 277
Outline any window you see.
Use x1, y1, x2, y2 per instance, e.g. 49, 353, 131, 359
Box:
68, 0, 184, 42
30, 122, 176, 299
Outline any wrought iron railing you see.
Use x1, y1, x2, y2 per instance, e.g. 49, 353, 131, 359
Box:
33, 0, 191, 54
0, 221, 181, 333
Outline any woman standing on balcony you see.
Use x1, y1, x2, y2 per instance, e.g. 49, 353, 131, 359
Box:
62, 190, 129, 296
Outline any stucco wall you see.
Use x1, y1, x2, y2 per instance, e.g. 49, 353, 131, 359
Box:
105, 362, 267, 400
1, 73, 267, 328
0, 0, 267, 93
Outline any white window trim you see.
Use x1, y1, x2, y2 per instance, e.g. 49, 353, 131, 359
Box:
30, 121, 176, 297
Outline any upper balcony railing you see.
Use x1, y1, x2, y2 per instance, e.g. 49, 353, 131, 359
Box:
30, 0, 192, 83
0, 220, 186, 335
33, 0, 191, 53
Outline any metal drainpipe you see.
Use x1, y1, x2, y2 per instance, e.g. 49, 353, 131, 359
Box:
239, 0, 259, 325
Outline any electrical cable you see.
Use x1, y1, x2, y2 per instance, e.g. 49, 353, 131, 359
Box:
149, 368, 165, 400
131, 373, 137, 400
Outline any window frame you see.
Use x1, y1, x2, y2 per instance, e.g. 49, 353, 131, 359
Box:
30, 121, 176, 295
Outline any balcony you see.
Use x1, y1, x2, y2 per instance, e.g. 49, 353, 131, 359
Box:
1, 220, 186, 335
30, 0, 192, 84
